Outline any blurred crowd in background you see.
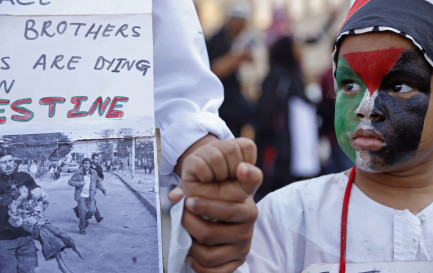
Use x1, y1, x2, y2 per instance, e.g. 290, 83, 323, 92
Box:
193, 0, 353, 201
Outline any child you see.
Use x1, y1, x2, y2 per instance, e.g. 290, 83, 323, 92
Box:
8, 185, 83, 273
168, 0, 433, 272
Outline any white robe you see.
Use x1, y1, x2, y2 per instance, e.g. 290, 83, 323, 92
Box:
169, 172, 433, 272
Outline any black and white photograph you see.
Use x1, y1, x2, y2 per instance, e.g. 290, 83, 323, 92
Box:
0, 131, 160, 273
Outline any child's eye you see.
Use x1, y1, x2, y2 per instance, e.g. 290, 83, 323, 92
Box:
391, 83, 413, 93
342, 81, 362, 92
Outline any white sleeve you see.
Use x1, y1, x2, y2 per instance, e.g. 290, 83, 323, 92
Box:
152, 0, 234, 187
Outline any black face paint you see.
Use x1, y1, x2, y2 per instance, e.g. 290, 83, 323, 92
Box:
369, 50, 432, 168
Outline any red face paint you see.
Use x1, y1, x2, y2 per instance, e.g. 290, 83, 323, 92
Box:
343, 48, 405, 96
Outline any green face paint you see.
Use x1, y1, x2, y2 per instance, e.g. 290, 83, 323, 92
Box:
334, 57, 365, 162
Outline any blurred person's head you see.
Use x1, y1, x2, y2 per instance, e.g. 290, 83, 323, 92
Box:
269, 35, 297, 68
226, 1, 250, 37
265, 8, 291, 47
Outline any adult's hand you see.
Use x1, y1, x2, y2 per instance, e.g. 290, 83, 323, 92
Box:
169, 138, 263, 273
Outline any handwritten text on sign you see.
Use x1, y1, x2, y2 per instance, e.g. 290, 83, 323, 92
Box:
0, 13, 153, 129
0, 0, 50, 6
0, 0, 151, 15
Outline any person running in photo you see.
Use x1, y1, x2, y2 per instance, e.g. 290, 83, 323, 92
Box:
90, 153, 105, 223
73, 154, 106, 223
68, 158, 106, 235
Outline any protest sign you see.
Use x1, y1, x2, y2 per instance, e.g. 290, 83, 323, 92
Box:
0, 1, 162, 272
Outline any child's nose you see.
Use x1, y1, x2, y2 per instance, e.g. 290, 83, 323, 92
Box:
355, 91, 385, 122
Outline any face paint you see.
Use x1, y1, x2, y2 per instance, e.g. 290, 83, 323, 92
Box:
335, 57, 365, 162
335, 47, 432, 171
343, 48, 405, 96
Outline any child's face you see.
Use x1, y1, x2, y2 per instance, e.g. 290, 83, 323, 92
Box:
335, 32, 433, 172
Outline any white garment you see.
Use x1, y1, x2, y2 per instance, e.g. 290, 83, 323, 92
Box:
169, 172, 433, 273
80, 174, 91, 198
153, 0, 234, 188
288, 97, 320, 177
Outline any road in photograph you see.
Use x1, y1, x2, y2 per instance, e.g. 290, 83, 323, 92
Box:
35, 170, 159, 273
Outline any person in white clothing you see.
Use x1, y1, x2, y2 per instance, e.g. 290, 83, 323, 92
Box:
153, 0, 263, 271
68, 158, 106, 234
168, 0, 433, 272
29, 161, 38, 180
153, 0, 234, 189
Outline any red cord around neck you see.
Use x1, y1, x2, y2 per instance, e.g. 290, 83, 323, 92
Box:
340, 165, 356, 273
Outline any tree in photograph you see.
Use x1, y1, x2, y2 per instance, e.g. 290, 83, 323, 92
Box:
96, 129, 115, 164
3, 133, 72, 163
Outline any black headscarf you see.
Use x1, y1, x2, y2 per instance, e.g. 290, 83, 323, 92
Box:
333, 0, 433, 70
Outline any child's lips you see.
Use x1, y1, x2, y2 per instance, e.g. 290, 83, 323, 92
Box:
351, 129, 385, 151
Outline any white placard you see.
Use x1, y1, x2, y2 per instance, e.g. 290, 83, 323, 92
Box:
0, 10, 154, 138
0, 2, 162, 273
302, 261, 433, 273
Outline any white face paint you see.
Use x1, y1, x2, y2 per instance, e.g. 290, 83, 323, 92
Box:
355, 89, 377, 120
353, 91, 380, 171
